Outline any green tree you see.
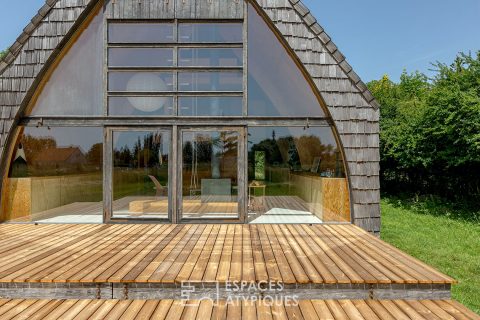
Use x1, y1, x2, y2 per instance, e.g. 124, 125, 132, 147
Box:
0, 50, 6, 60
368, 51, 480, 201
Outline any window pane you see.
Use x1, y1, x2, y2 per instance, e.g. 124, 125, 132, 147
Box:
248, 127, 350, 223
108, 72, 174, 92
108, 48, 174, 67
109, 23, 174, 43
113, 130, 170, 219
109, 97, 174, 116
4, 127, 103, 223
29, 10, 103, 116
179, 23, 243, 43
178, 48, 243, 67
179, 96, 243, 116
247, 4, 325, 117
178, 72, 242, 92
181, 131, 239, 219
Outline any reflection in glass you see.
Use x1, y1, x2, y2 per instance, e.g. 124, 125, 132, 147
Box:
109, 23, 174, 43
247, 4, 325, 117
178, 72, 243, 92
108, 72, 174, 92
3, 127, 103, 223
178, 48, 243, 67
108, 48, 174, 67
179, 96, 243, 116
248, 127, 350, 223
30, 10, 104, 116
109, 97, 174, 116
179, 23, 243, 43
181, 131, 239, 220
113, 131, 170, 219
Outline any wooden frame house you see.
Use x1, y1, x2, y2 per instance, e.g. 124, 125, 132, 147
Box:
0, 2, 477, 319
0, 0, 381, 233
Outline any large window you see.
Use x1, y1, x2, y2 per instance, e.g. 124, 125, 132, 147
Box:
28, 9, 104, 116
247, 4, 325, 117
3, 127, 103, 223
112, 130, 171, 220
107, 22, 244, 117
248, 127, 350, 223
3, 8, 352, 225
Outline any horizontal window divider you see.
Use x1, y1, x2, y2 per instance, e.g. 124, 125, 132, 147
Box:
108, 92, 175, 96
108, 43, 243, 48
107, 18, 242, 23
20, 117, 332, 127
108, 91, 243, 96
108, 67, 243, 71
107, 19, 176, 23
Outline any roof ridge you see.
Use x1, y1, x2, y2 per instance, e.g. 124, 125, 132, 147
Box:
288, 0, 380, 109
0, 0, 60, 73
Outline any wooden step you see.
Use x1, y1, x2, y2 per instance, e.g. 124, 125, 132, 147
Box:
0, 299, 476, 320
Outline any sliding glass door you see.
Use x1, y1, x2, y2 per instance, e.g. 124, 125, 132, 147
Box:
106, 128, 172, 222
178, 128, 246, 223
105, 127, 245, 223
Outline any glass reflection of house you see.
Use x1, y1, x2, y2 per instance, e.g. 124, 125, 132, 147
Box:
33, 147, 87, 169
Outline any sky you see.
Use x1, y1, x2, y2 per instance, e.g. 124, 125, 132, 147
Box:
0, 0, 479, 82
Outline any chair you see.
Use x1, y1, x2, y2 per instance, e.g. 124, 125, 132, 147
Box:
148, 175, 167, 198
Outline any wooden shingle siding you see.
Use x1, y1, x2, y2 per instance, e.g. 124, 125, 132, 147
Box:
0, 0, 381, 233
105, 0, 244, 20
105, 0, 175, 19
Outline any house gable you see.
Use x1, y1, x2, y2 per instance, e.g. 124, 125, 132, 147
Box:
0, 0, 380, 233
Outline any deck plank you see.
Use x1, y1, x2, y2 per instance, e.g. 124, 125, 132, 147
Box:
263, 224, 296, 284
0, 224, 456, 286
187, 225, 220, 282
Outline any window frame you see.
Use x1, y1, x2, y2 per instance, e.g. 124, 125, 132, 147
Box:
11, 15, 352, 224
106, 20, 246, 118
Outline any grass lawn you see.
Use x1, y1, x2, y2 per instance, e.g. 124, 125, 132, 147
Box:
381, 197, 480, 314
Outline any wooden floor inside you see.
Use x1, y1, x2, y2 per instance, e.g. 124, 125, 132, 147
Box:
0, 299, 476, 320
0, 224, 454, 284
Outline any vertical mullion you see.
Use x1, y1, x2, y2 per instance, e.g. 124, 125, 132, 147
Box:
104, 18, 109, 117
176, 127, 183, 223
238, 127, 247, 223
242, 2, 249, 222
174, 19, 179, 116
242, 3, 248, 118
172, 21, 180, 223
171, 125, 178, 223
103, 128, 113, 223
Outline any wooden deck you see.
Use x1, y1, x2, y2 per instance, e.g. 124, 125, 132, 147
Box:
0, 299, 476, 320
0, 224, 454, 284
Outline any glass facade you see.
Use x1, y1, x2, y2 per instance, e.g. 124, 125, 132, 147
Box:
112, 130, 171, 220
3, 127, 103, 223
247, 127, 350, 223
178, 23, 243, 43
247, 4, 325, 117
107, 22, 244, 117
181, 130, 240, 220
29, 10, 104, 116
108, 48, 174, 67
3, 10, 351, 224
108, 23, 174, 43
